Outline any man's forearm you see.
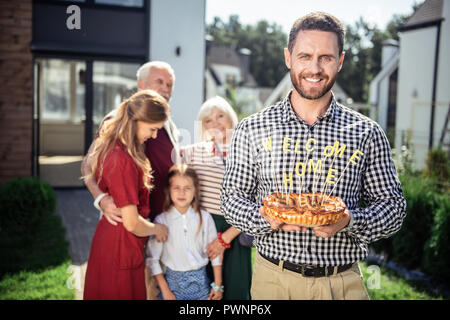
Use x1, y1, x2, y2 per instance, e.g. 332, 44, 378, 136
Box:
83, 173, 104, 201
81, 139, 103, 200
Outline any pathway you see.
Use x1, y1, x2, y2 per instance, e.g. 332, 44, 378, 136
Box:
55, 188, 98, 300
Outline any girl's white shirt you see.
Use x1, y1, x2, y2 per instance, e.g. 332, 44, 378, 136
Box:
146, 206, 221, 275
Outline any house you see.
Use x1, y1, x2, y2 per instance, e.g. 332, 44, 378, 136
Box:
369, 39, 400, 143
0, 0, 206, 187
204, 40, 272, 115
370, 0, 450, 169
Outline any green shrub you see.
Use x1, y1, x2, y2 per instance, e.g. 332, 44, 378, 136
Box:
423, 147, 450, 193
423, 194, 450, 287
0, 177, 69, 277
390, 175, 436, 269
0, 177, 56, 232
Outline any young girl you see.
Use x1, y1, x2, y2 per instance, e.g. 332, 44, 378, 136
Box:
83, 90, 170, 300
146, 164, 223, 300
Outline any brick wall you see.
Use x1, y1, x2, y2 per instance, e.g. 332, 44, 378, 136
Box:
0, 0, 33, 185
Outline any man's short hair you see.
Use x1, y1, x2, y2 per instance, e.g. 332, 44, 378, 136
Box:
288, 12, 345, 55
136, 61, 175, 82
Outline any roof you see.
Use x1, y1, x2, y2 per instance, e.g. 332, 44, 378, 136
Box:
401, 0, 444, 31
206, 44, 258, 87
206, 45, 241, 68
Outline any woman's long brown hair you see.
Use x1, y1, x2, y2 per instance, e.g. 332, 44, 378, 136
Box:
88, 90, 169, 190
164, 164, 203, 236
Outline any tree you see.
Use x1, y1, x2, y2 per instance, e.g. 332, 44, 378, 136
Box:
207, 1, 421, 100
207, 16, 287, 87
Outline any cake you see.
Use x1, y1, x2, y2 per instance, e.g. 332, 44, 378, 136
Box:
262, 192, 346, 226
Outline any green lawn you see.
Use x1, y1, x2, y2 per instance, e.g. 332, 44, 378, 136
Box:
360, 261, 445, 300
0, 260, 74, 300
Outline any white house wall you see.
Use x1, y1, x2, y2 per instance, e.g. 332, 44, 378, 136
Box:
377, 77, 390, 131
435, 0, 450, 148
396, 27, 437, 169
149, 0, 206, 145
210, 64, 242, 85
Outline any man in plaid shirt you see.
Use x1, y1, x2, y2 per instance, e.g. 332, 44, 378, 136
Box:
221, 12, 406, 300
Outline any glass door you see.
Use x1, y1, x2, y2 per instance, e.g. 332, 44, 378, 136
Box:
34, 58, 140, 187
92, 61, 139, 138
36, 58, 86, 187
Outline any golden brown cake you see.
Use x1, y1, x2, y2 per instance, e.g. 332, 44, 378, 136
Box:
262, 192, 346, 226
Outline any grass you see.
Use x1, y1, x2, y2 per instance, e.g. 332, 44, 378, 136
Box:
251, 247, 446, 300
360, 261, 446, 300
0, 260, 74, 300
0, 209, 75, 300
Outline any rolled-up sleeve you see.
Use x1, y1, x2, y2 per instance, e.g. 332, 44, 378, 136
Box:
220, 120, 273, 235
145, 216, 164, 275
202, 211, 222, 267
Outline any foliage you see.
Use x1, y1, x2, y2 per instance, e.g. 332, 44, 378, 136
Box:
0, 177, 73, 299
0, 177, 56, 232
360, 261, 445, 300
207, 7, 418, 104
207, 15, 288, 88
423, 194, 450, 287
0, 211, 70, 277
423, 147, 450, 192
392, 134, 416, 176
0, 260, 74, 300
391, 175, 436, 269
338, 14, 411, 103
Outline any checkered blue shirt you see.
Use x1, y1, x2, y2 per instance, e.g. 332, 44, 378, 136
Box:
221, 92, 406, 267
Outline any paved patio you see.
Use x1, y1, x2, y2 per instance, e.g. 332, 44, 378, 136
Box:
55, 188, 98, 300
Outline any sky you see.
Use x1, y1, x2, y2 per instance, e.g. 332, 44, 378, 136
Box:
206, 0, 420, 33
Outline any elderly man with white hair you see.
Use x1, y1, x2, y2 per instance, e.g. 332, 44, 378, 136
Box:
181, 96, 252, 300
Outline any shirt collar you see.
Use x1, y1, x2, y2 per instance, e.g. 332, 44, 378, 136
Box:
281, 90, 338, 124
168, 205, 194, 220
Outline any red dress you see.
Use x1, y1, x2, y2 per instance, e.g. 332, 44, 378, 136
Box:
83, 143, 150, 300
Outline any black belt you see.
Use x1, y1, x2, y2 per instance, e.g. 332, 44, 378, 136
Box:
260, 253, 353, 277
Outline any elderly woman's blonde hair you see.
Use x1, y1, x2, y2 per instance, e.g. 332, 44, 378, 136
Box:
196, 96, 239, 142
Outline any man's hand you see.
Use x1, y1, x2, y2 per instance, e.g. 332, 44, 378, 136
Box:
259, 207, 306, 232
311, 209, 350, 238
99, 195, 122, 225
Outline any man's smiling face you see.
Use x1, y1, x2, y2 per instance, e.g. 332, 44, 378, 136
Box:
284, 29, 344, 100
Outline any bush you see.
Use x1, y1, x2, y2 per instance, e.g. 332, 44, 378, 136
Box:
390, 175, 436, 269
0, 177, 69, 277
423, 147, 450, 192
0, 177, 56, 232
423, 194, 450, 287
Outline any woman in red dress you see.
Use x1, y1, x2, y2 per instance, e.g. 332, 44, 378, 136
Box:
83, 90, 170, 300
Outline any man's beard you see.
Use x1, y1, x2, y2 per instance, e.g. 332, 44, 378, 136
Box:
290, 71, 336, 100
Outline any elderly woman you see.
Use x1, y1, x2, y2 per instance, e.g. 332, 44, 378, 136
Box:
181, 96, 251, 300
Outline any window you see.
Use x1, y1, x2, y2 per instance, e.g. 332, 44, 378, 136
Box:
37, 59, 86, 123
93, 61, 140, 127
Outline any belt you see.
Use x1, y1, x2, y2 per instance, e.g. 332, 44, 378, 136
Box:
260, 253, 353, 277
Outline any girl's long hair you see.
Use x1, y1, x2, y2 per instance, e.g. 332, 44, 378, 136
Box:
88, 90, 169, 190
164, 164, 203, 236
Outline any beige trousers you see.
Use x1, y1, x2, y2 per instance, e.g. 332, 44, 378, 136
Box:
251, 251, 369, 300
